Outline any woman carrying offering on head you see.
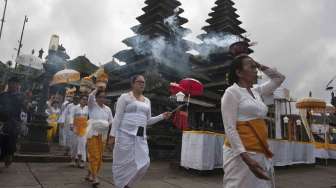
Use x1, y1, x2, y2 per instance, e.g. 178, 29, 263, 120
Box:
86, 89, 113, 186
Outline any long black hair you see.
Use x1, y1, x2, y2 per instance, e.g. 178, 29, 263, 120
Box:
228, 54, 250, 85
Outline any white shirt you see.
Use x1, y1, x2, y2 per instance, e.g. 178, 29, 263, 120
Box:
70, 105, 88, 125
64, 103, 79, 125
88, 90, 114, 136
221, 68, 285, 164
58, 100, 70, 124
110, 92, 164, 137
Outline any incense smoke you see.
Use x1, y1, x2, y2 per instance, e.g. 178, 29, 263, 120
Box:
115, 7, 245, 72
116, 7, 192, 75
195, 33, 244, 61
163, 8, 191, 37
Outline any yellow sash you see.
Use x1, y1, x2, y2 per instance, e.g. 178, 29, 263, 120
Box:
224, 119, 273, 158
74, 116, 88, 136
48, 114, 58, 122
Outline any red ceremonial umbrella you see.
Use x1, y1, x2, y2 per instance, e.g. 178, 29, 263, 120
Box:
170, 78, 203, 131
179, 78, 204, 96
169, 82, 185, 95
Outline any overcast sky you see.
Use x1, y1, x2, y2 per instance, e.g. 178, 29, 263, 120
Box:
0, 0, 335, 102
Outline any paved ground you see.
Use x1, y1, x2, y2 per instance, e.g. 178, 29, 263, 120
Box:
1, 161, 336, 188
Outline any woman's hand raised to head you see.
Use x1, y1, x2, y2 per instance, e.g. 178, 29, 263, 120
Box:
255, 62, 269, 71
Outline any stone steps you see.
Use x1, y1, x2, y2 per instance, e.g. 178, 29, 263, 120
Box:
14, 153, 113, 162
15, 142, 113, 162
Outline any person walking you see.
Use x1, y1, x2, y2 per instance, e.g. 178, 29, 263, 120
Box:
221, 55, 285, 188
110, 75, 171, 188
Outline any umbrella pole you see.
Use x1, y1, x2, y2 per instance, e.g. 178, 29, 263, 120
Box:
186, 94, 190, 114
323, 110, 328, 166
308, 109, 313, 142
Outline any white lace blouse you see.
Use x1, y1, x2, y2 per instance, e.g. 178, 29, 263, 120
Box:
221, 68, 285, 163
110, 92, 163, 137
88, 90, 114, 136
69, 105, 88, 125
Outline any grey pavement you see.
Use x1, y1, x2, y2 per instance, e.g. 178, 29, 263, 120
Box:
1, 161, 336, 188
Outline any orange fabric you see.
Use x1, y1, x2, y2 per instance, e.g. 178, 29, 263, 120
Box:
74, 116, 88, 137
314, 142, 336, 150
224, 119, 273, 158
328, 144, 336, 150
172, 111, 189, 130
314, 142, 327, 149
87, 135, 103, 176
47, 114, 58, 141
47, 122, 58, 141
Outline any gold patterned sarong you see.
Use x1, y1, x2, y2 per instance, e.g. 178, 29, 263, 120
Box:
47, 114, 58, 141
74, 116, 88, 137
87, 135, 103, 176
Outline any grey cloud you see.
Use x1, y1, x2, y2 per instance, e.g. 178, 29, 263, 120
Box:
235, 0, 336, 102
0, 0, 335, 102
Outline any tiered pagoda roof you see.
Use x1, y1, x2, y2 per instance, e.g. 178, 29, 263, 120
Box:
67, 56, 98, 77
110, 0, 193, 94
106, 0, 254, 133
189, 0, 253, 110
199, 0, 249, 41
113, 0, 191, 69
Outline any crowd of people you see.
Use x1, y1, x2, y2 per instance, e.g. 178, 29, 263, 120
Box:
37, 74, 171, 187
0, 54, 285, 188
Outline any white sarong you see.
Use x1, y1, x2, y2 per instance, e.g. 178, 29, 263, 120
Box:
112, 131, 150, 188
76, 135, 87, 161
223, 150, 275, 188
58, 125, 66, 146
68, 129, 77, 159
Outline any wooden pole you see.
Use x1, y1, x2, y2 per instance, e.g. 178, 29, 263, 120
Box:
0, 0, 8, 40
15, 15, 28, 69
289, 101, 292, 114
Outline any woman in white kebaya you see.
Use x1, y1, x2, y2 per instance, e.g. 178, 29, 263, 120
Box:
221, 54, 285, 188
109, 75, 171, 188
86, 89, 113, 186
70, 95, 89, 168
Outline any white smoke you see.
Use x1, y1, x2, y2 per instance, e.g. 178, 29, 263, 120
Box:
203, 33, 242, 47
163, 8, 191, 37
196, 33, 244, 60
119, 7, 191, 75
117, 7, 248, 72
120, 12, 245, 69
